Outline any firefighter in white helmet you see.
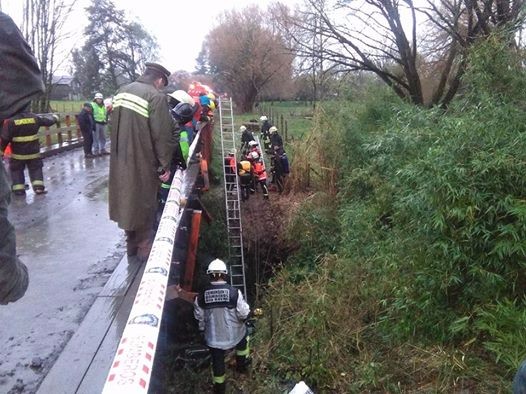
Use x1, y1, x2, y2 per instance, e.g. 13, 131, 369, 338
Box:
259, 115, 272, 153
239, 124, 254, 155
194, 259, 251, 394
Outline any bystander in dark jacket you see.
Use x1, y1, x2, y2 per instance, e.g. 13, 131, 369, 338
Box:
77, 103, 95, 158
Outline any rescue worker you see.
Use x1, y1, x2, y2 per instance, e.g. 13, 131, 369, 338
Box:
109, 62, 181, 262
167, 90, 198, 143
199, 92, 211, 121
269, 126, 283, 150
247, 140, 261, 158
224, 149, 237, 191
239, 125, 255, 155
259, 115, 272, 152
252, 153, 269, 199
0, 10, 42, 303
91, 92, 109, 155
237, 159, 253, 202
0, 107, 59, 195
194, 259, 250, 394
157, 102, 194, 216
76, 102, 95, 159
270, 146, 285, 193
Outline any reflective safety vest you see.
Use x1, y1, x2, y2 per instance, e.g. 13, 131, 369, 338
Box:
253, 161, 267, 181
91, 102, 107, 123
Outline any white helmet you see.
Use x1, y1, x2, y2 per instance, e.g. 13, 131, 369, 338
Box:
269, 126, 278, 134
207, 259, 228, 275
248, 141, 258, 147
260, 115, 267, 122
168, 90, 195, 105
94, 92, 103, 100
250, 151, 260, 160
239, 125, 247, 132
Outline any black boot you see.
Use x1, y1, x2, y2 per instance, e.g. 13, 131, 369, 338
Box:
213, 382, 226, 394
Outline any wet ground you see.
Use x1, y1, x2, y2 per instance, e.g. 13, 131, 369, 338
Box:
0, 149, 125, 394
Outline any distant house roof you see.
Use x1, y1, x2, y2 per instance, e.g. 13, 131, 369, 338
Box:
52, 75, 74, 85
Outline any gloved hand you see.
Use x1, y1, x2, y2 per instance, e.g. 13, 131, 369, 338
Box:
52, 114, 61, 128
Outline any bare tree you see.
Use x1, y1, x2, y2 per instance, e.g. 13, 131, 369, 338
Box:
22, 0, 77, 112
205, 6, 294, 112
275, 0, 525, 107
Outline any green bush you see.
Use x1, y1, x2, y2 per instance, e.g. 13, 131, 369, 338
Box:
254, 36, 526, 391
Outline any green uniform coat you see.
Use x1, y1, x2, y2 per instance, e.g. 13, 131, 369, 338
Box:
109, 77, 177, 231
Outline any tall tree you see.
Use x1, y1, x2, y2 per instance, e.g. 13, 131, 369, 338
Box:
194, 45, 209, 75
72, 0, 158, 96
204, 5, 294, 112
22, 0, 77, 111
275, 0, 525, 107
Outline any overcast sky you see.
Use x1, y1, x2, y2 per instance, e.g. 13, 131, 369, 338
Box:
1, 0, 301, 73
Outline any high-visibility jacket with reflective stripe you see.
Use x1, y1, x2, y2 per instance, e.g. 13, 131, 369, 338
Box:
0, 112, 57, 159
91, 102, 107, 123
253, 161, 267, 181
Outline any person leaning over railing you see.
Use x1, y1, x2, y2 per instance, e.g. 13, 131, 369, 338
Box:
0, 11, 45, 303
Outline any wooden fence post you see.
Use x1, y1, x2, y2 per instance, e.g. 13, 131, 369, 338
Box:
45, 126, 51, 148
65, 115, 72, 141
285, 120, 288, 142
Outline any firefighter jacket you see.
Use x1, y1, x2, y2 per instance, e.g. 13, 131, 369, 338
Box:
253, 161, 267, 181
260, 120, 271, 136
224, 155, 236, 174
0, 12, 44, 121
0, 112, 57, 160
241, 130, 255, 145
109, 76, 177, 231
194, 280, 250, 350
238, 160, 253, 183
270, 132, 283, 148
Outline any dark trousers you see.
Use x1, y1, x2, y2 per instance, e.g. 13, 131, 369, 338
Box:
256, 179, 269, 197
80, 127, 93, 155
272, 171, 284, 193
125, 228, 154, 261
0, 164, 28, 304
9, 157, 44, 191
210, 336, 249, 393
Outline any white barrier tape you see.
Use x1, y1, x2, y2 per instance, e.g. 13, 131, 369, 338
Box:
102, 170, 185, 394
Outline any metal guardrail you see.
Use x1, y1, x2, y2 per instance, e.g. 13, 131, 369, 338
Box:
101, 125, 206, 394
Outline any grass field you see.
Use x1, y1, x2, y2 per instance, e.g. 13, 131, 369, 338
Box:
235, 101, 314, 143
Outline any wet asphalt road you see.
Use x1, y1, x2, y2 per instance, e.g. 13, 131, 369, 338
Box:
0, 148, 124, 394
